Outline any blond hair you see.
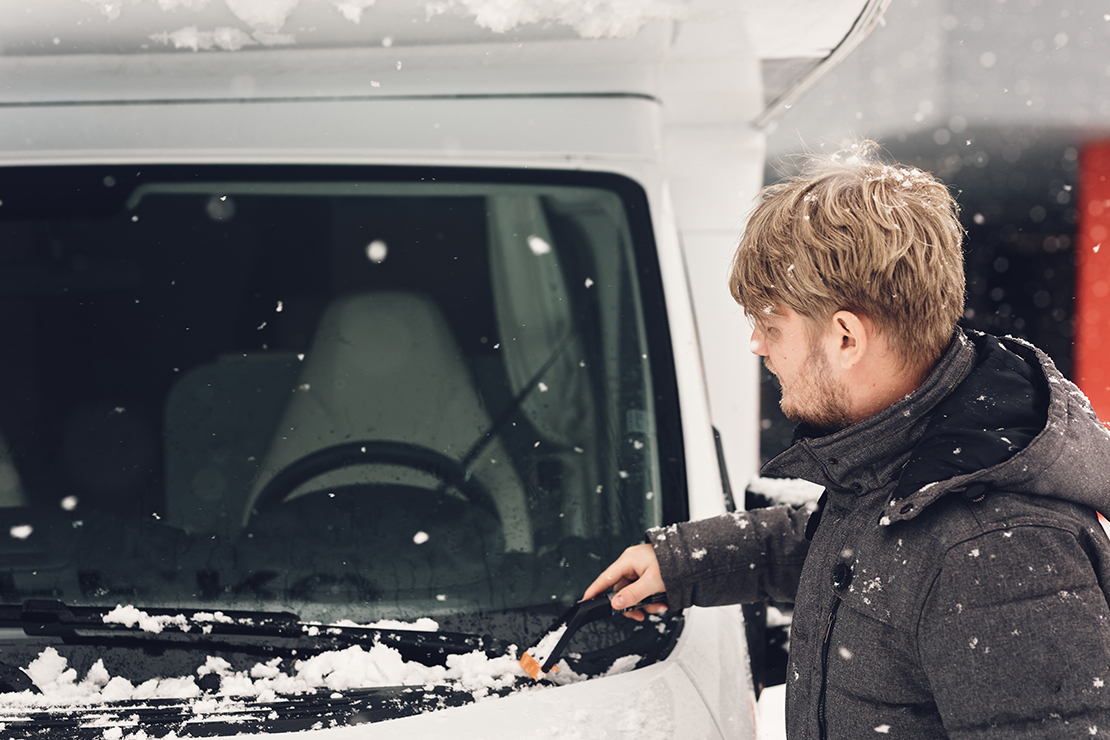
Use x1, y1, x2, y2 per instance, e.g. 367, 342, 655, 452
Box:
730, 143, 965, 373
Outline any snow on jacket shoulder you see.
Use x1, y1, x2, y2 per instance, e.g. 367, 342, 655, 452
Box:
649, 329, 1110, 739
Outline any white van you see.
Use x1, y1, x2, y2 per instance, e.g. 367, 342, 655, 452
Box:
0, 1, 882, 737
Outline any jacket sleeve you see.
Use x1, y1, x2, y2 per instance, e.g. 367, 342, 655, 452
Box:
646, 504, 813, 609
918, 525, 1110, 738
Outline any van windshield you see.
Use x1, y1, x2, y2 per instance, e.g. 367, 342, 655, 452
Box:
0, 166, 682, 632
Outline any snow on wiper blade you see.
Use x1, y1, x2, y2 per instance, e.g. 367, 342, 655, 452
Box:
0, 601, 536, 719
0, 600, 512, 661
1, 599, 298, 634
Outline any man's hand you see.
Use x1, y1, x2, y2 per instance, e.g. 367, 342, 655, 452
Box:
583, 543, 668, 622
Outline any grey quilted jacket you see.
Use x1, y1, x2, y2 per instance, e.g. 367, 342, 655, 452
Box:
651, 330, 1110, 738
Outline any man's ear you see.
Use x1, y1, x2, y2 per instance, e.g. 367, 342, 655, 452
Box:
829, 310, 869, 369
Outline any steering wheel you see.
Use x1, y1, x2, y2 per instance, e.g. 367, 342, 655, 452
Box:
250, 440, 500, 520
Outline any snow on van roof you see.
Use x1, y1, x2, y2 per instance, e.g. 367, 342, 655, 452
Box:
425, 0, 685, 38
2, 0, 686, 56
2, 0, 870, 57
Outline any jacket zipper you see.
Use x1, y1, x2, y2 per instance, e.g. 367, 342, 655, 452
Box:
817, 597, 841, 739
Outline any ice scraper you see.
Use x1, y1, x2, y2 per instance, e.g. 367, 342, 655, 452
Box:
518, 591, 667, 680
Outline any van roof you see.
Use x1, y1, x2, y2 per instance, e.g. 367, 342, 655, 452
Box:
2, 0, 866, 58
0, 0, 885, 124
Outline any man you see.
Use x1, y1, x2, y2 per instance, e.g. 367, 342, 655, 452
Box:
584, 144, 1110, 738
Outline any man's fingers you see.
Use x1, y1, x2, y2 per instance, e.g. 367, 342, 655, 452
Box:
619, 601, 669, 622
583, 543, 666, 617
610, 579, 660, 611
617, 600, 668, 622
582, 566, 626, 602
582, 544, 655, 600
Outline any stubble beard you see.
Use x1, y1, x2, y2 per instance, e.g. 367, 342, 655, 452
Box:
768, 345, 854, 434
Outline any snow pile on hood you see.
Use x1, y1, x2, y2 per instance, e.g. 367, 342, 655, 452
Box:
5, 642, 527, 709
201, 644, 527, 700
21, 647, 201, 704
0, 609, 622, 711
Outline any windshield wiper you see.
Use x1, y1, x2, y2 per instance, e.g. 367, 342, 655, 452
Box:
3, 599, 300, 633
0, 600, 513, 665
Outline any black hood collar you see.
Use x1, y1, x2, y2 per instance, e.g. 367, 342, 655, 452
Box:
763, 329, 1110, 526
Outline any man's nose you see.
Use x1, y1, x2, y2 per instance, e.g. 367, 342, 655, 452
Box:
749, 328, 768, 356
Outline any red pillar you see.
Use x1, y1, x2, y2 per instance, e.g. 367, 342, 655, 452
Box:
1076, 142, 1110, 420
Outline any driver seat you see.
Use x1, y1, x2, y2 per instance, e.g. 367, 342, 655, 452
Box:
244, 291, 531, 552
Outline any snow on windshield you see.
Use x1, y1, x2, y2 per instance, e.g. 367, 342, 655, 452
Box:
0, 608, 627, 715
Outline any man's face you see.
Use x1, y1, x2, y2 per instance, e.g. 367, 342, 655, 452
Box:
750, 306, 853, 433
